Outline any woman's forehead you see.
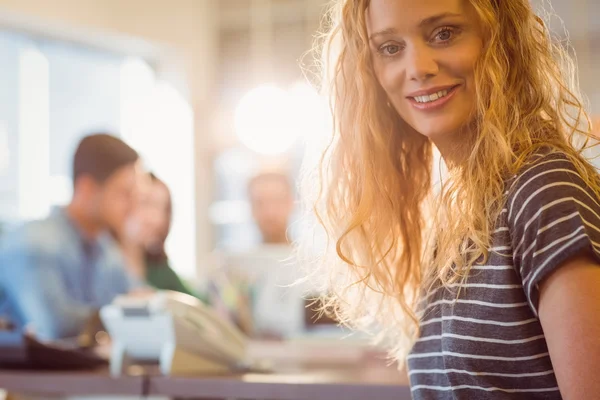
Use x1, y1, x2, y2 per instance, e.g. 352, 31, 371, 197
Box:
366, 0, 469, 34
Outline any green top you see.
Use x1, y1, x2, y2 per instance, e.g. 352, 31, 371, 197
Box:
145, 258, 208, 304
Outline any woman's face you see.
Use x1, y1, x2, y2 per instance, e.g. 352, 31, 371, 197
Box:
127, 180, 171, 249
366, 0, 483, 145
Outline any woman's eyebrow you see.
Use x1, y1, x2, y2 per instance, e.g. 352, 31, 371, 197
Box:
369, 27, 397, 42
368, 12, 462, 42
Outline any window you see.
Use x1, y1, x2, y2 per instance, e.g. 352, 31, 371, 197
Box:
0, 30, 196, 278
0, 30, 123, 221
121, 58, 196, 278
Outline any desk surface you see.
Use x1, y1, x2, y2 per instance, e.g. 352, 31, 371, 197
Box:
0, 368, 144, 396
148, 366, 411, 400
148, 341, 411, 400
0, 341, 411, 400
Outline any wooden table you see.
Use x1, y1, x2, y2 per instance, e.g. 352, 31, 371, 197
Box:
0, 368, 144, 397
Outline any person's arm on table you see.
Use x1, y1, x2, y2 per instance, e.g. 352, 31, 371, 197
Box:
2, 248, 94, 340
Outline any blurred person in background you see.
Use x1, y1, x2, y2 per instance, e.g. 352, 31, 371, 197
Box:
0, 133, 144, 340
214, 171, 306, 339
119, 172, 205, 301
248, 172, 295, 245
249, 173, 338, 333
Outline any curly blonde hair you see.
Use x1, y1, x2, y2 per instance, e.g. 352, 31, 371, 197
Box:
299, 0, 600, 363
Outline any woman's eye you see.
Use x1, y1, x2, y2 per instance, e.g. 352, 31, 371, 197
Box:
379, 43, 402, 56
433, 27, 457, 43
438, 30, 452, 41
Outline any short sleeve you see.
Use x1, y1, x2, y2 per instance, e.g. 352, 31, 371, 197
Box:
507, 152, 600, 315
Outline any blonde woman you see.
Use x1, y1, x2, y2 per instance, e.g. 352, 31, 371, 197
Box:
302, 0, 600, 398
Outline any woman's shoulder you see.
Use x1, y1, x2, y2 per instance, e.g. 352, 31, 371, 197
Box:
508, 148, 591, 192
505, 148, 600, 223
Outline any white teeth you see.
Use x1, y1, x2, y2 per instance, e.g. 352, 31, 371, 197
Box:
414, 89, 449, 103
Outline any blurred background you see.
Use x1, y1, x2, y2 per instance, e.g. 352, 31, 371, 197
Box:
0, 0, 333, 279
0, 0, 599, 340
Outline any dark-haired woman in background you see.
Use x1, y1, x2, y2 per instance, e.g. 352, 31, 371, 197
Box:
121, 173, 203, 300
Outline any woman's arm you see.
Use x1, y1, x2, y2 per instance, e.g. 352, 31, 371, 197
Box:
538, 254, 600, 399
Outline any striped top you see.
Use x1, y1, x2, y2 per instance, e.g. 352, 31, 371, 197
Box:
409, 151, 600, 399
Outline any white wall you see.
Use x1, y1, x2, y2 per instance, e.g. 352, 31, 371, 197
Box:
531, 0, 599, 113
